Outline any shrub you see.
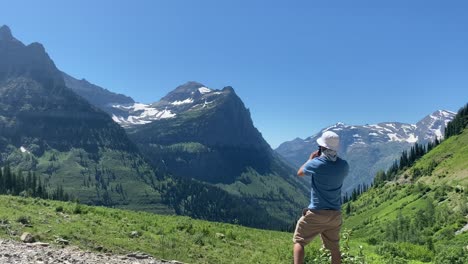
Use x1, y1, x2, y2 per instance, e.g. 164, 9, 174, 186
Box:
366, 237, 378, 245
434, 247, 468, 264
73, 203, 86, 214
376, 242, 433, 262
16, 215, 31, 225
175, 218, 193, 234
192, 232, 205, 246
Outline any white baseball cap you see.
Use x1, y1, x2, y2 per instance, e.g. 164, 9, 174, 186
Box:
316, 131, 340, 151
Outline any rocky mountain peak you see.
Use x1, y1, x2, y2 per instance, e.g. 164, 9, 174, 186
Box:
0, 25, 14, 41
159, 81, 207, 103
172, 81, 205, 93
27, 42, 47, 53
415, 109, 456, 140
222, 86, 235, 93
0, 26, 63, 87
0, 25, 24, 48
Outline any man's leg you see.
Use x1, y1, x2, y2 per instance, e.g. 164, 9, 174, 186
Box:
292, 210, 324, 264
293, 243, 305, 264
320, 215, 342, 264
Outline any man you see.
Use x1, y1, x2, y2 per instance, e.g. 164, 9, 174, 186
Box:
293, 131, 349, 264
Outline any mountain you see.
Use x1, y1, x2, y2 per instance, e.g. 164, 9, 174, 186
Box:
124, 81, 309, 228
341, 107, 468, 263
275, 110, 456, 195
81, 79, 309, 227
128, 83, 277, 182
0, 25, 170, 212
108, 81, 225, 127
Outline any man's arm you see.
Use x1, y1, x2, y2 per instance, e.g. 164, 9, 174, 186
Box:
297, 150, 320, 177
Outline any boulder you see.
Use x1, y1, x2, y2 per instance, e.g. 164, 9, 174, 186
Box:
20, 232, 35, 243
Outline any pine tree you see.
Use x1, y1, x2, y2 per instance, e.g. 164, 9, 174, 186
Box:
445, 103, 468, 139
345, 202, 351, 215
4, 165, 13, 194
0, 167, 4, 194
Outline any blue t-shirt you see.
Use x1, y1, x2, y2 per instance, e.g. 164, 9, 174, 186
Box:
302, 156, 349, 211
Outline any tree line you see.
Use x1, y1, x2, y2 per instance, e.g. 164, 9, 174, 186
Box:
373, 139, 441, 187
157, 175, 287, 230
445, 103, 468, 139
0, 164, 71, 201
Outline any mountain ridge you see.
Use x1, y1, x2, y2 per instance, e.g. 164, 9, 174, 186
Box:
275, 110, 456, 194
0, 24, 172, 213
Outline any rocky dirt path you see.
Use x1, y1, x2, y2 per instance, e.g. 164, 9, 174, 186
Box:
0, 239, 183, 264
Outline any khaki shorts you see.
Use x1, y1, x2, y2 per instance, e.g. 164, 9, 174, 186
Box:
292, 209, 342, 251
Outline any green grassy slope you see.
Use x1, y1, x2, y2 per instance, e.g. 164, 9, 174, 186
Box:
5, 146, 172, 214
6, 127, 466, 264
2, 131, 464, 263
0, 195, 381, 264
342, 129, 468, 263
410, 128, 468, 185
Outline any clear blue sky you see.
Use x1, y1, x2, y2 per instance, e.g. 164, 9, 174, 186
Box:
1, 0, 467, 148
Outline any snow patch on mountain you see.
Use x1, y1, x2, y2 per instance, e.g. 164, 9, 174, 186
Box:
406, 134, 418, 143
387, 133, 403, 142
439, 109, 456, 118
198, 87, 212, 94
20, 146, 30, 154
171, 98, 194, 105
107, 83, 233, 128
111, 103, 176, 127
433, 127, 443, 139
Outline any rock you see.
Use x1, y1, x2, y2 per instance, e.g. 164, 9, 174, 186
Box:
55, 238, 69, 245
128, 252, 149, 259
130, 231, 140, 238
20, 232, 35, 243
0, 239, 173, 264
27, 242, 49, 247
215, 232, 225, 239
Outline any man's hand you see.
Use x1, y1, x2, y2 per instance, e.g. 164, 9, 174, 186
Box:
297, 150, 320, 177
298, 150, 321, 176
309, 150, 320, 160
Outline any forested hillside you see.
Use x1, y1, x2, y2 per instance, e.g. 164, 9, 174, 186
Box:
342, 104, 468, 263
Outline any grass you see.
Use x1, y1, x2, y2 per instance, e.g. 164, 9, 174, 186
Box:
341, 130, 468, 263
0, 195, 387, 264
7, 146, 173, 214
413, 129, 468, 185
2, 126, 467, 263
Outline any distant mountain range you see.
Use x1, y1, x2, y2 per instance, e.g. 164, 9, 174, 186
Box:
275, 110, 455, 194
